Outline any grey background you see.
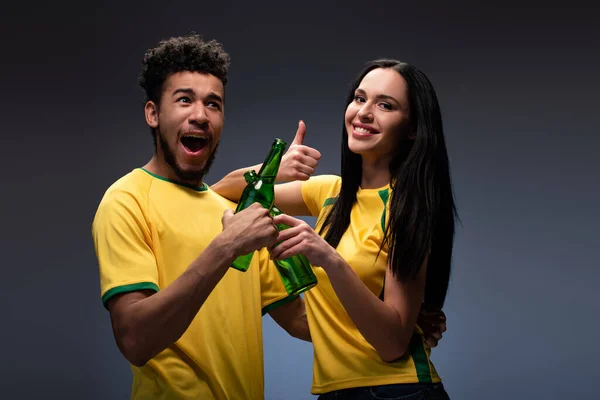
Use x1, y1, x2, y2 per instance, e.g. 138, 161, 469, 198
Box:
1, 2, 598, 399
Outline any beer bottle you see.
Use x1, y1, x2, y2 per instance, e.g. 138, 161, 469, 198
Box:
270, 205, 318, 296
234, 167, 318, 294
230, 138, 286, 271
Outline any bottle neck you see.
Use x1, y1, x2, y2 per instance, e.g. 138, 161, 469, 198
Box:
257, 140, 286, 179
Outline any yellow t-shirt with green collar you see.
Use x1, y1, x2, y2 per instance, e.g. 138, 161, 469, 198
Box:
301, 174, 441, 394
92, 168, 295, 400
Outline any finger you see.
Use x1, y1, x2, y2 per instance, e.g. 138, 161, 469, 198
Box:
292, 164, 315, 179
246, 203, 270, 217
421, 320, 446, 335
419, 317, 446, 329
285, 155, 316, 175
271, 236, 305, 261
292, 172, 312, 182
298, 153, 319, 168
257, 218, 280, 246
291, 120, 306, 145
247, 202, 266, 211
292, 144, 321, 160
303, 146, 321, 160
273, 213, 303, 227
270, 232, 303, 259
273, 224, 307, 247
424, 337, 439, 348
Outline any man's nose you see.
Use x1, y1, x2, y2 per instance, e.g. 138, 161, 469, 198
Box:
190, 104, 209, 124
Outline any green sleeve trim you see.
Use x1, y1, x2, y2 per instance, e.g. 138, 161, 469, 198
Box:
261, 294, 299, 316
101, 282, 159, 309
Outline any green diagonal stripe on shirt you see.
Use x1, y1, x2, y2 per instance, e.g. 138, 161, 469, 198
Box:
408, 332, 433, 382
377, 188, 390, 301
323, 197, 337, 207
378, 188, 389, 232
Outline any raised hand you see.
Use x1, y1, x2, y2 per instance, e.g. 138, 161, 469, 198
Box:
278, 120, 322, 183
221, 203, 279, 257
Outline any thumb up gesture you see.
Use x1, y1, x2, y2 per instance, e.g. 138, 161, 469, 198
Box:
278, 120, 322, 182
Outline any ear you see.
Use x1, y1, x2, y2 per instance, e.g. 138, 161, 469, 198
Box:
145, 101, 159, 128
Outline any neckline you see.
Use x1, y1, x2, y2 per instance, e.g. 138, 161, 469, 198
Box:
358, 183, 390, 193
139, 168, 208, 192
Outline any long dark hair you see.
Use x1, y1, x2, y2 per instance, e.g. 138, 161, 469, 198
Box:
318, 59, 458, 308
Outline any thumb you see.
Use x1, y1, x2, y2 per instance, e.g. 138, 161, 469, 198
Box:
291, 120, 306, 145
222, 209, 234, 226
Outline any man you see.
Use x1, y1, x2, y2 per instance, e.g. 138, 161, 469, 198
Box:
92, 34, 308, 400
92, 33, 446, 400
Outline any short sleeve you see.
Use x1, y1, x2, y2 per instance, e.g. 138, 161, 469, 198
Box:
255, 248, 298, 315
300, 174, 342, 217
92, 189, 159, 309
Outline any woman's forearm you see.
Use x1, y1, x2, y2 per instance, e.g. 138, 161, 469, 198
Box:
323, 254, 421, 362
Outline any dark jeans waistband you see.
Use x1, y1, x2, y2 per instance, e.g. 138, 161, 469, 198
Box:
317, 382, 450, 400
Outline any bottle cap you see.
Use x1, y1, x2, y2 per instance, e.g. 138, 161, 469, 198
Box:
243, 170, 258, 184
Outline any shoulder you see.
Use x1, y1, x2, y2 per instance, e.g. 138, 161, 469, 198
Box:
93, 169, 153, 223
102, 169, 152, 200
302, 174, 341, 195
300, 175, 342, 216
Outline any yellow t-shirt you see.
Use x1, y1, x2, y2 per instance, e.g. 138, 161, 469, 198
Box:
301, 175, 441, 394
92, 168, 295, 400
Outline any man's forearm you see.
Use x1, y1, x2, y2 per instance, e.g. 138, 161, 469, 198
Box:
110, 235, 235, 366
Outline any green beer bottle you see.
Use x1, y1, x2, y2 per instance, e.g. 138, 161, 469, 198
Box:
270, 205, 318, 296
235, 171, 318, 294
230, 138, 287, 272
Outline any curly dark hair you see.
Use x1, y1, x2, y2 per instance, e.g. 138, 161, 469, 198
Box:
138, 33, 231, 105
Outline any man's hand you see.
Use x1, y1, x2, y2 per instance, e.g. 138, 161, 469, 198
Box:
278, 120, 321, 182
221, 203, 279, 257
417, 304, 447, 348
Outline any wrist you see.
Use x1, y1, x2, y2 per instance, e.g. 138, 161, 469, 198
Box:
275, 170, 286, 183
322, 251, 346, 273
211, 233, 237, 265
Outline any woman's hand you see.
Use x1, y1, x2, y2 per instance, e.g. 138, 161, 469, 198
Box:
269, 213, 339, 268
417, 305, 447, 348
271, 213, 427, 363
277, 120, 322, 183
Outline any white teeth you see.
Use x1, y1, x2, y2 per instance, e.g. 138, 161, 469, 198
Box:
184, 135, 207, 140
355, 126, 372, 134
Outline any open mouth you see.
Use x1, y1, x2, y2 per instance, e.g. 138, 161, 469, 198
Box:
181, 135, 209, 154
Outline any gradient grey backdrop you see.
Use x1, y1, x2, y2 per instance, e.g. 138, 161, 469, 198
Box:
2, 2, 598, 399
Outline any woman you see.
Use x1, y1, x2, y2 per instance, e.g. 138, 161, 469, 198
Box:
213, 59, 456, 399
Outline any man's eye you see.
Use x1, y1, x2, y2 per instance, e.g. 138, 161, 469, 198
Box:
177, 97, 191, 103
207, 101, 222, 110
